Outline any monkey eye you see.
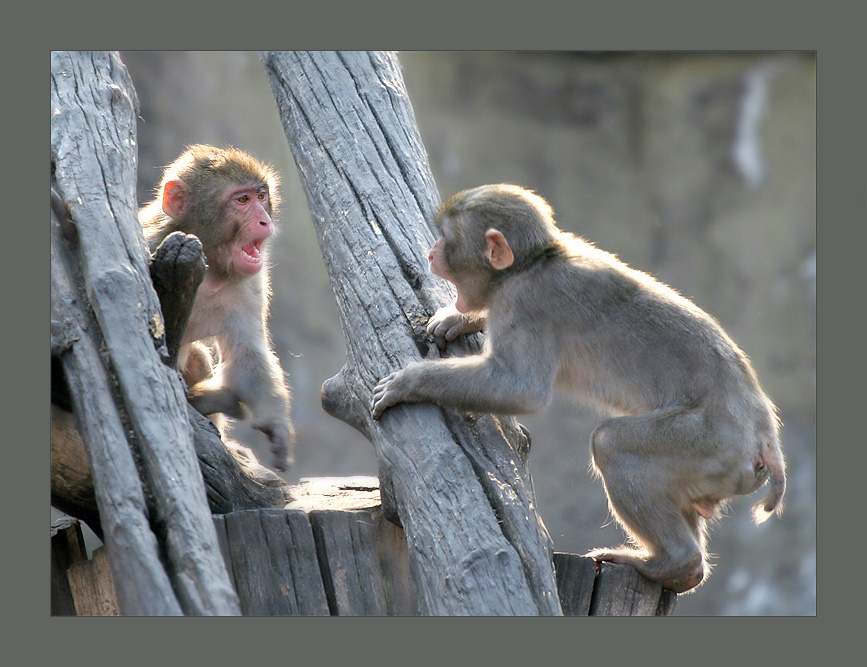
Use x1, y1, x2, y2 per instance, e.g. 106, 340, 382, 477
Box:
257, 191, 267, 201
237, 194, 250, 203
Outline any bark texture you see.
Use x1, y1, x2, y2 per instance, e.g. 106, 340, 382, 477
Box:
50, 50, 240, 615
261, 50, 561, 615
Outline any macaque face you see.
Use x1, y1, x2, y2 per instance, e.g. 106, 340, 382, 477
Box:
159, 173, 276, 280
224, 183, 274, 276
428, 217, 484, 313
427, 234, 452, 282
429, 215, 510, 314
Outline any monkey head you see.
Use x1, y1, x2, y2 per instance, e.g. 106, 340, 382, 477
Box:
157, 145, 280, 280
429, 184, 560, 312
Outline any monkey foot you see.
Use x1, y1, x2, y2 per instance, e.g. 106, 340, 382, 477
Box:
150, 232, 207, 368
585, 547, 646, 565
151, 231, 207, 289
585, 548, 705, 594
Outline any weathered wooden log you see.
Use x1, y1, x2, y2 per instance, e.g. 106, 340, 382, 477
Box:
552, 552, 598, 616
591, 561, 678, 616
286, 477, 418, 615
214, 509, 331, 616
58, 479, 418, 616
54, 487, 675, 616
51, 518, 88, 616
51, 404, 291, 533
51, 187, 182, 615
553, 553, 677, 616
51, 222, 291, 527
67, 546, 120, 616
51, 50, 239, 615
50, 406, 103, 535
261, 50, 561, 615
50, 54, 291, 542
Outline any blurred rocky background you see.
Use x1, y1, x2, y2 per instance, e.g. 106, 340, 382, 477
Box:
111, 51, 815, 615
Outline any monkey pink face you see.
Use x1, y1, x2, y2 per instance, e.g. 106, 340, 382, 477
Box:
428, 235, 452, 283
429, 228, 486, 313
227, 185, 274, 275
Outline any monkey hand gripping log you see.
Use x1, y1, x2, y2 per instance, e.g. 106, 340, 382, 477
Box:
148, 232, 206, 370
261, 50, 563, 615
372, 183, 787, 594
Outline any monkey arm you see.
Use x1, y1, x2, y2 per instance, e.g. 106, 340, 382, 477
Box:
371, 334, 558, 419
203, 303, 294, 470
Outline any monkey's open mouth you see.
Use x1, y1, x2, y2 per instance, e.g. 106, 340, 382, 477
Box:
237, 240, 265, 273
241, 241, 263, 261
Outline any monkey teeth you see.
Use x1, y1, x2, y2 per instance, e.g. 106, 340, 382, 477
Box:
241, 244, 262, 262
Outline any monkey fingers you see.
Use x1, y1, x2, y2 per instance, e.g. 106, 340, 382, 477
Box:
426, 306, 485, 346
252, 419, 294, 471
151, 232, 207, 284
150, 232, 208, 367
371, 370, 411, 420
585, 547, 649, 566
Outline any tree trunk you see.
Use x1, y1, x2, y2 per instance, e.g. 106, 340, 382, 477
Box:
50, 50, 240, 616
261, 50, 562, 615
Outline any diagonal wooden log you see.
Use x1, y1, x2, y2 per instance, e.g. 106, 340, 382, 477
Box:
261, 50, 562, 615
51, 222, 291, 524
52, 203, 181, 615
50, 50, 239, 615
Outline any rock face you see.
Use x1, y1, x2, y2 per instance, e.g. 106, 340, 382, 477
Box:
116, 51, 815, 615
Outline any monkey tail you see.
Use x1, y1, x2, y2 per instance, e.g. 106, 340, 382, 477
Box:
751, 438, 786, 525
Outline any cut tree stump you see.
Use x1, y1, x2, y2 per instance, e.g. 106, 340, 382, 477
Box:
554, 552, 677, 616
53, 479, 675, 616
67, 547, 120, 617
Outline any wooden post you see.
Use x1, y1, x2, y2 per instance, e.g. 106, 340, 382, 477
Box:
261, 50, 562, 615
51, 518, 87, 615
51, 50, 239, 615
554, 553, 677, 616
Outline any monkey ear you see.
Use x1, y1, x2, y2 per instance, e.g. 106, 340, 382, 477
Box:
161, 179, 188, 220
485, 229, 515, 270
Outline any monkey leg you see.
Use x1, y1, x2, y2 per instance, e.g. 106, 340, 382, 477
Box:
149, 232, 206, 369
584, 497, 706, 593
587, 408, 717, 593
187, 382, 246, 420
179, 341, 215, 388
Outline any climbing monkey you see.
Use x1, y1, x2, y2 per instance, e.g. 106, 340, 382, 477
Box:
372, 183, 785, 593
140, 145, 294, 471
